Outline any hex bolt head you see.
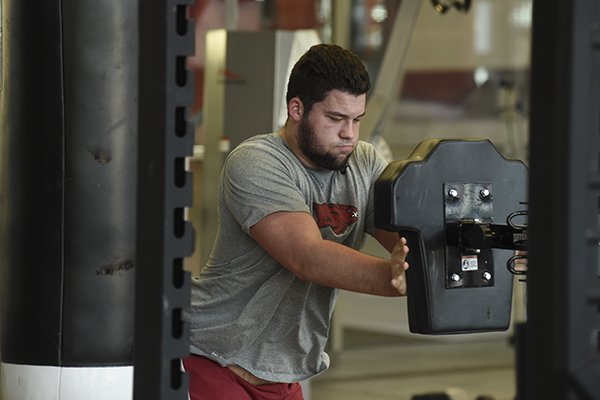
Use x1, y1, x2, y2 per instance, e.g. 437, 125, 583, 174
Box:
448, 188, 459, 199
479, 188, 491, 199
451, 273, 461, 282
482, 271, 492, 281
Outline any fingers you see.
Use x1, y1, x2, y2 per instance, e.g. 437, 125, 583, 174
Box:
513, 257, 528, 273
513, 250, 528, 273
391, 261, 409, 294
393, 236, 409, 258
506, 250, 528, 276
390, 236, 409, 295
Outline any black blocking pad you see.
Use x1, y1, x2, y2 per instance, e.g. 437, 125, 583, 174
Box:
375, 139, 528, 334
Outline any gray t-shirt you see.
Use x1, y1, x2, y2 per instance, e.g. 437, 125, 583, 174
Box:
188, 132, 388, 382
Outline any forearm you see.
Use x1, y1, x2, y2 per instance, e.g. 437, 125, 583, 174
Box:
249, 211, 405, 296
294, 239, 400, 297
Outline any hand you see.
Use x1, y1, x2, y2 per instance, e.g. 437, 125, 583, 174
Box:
390, 236, 410, 295
512, 250, 528, 273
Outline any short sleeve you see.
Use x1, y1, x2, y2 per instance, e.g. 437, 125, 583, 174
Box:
222, 143, 311, 233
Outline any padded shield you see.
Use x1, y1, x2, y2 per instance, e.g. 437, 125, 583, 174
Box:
375, 139, 528, 334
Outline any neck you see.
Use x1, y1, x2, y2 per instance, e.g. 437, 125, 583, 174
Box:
279, 124, 318, 169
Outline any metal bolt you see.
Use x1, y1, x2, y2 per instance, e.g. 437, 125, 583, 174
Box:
448, 188, 459, 199
451, 273, 461, 282
482, 271, 492, 281
479, 188, 491, 199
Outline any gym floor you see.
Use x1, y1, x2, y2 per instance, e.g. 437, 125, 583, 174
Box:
310, 329, 517, 400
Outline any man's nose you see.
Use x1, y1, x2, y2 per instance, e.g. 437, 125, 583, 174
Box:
340, 120, 358, 139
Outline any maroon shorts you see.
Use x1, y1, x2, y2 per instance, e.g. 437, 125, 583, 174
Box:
183, 354, 304, 400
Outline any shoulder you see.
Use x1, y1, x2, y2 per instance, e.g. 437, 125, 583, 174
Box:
225, 133, 300, 179
231, 133, 288, 155
354, 140, 377, 155
352, 140, 387, 168
227, 133, 288, 164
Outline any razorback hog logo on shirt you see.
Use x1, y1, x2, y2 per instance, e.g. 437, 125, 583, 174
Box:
313, 202, 359, 235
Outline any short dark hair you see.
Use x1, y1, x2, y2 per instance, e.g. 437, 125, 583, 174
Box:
285, 44, 371, 114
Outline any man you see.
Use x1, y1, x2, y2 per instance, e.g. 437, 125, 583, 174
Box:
184, 43, 409, 400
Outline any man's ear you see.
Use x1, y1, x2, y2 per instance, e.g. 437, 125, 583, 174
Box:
288, 97, 304, 121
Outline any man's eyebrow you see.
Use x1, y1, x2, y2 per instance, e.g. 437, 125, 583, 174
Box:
326, 110, 366, 119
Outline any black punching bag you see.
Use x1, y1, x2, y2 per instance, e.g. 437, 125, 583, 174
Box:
0, 0, 138, 398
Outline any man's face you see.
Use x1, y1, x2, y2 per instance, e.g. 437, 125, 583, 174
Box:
297, 89, 366, 171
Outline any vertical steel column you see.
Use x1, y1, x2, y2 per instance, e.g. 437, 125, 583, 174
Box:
527, 0, 600, 398
135, 1, 195, 399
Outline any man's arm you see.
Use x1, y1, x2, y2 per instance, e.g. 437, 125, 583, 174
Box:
249, 211, 408, 296
372, 229, 401, 253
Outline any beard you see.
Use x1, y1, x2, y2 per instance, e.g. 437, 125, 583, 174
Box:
297, 116, 352, 171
